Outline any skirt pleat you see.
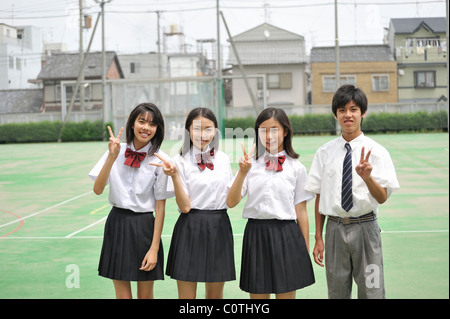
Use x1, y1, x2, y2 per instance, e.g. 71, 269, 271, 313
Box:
98, 206, 164, 281
166, 209, 236, 282
240, 219, 315, 294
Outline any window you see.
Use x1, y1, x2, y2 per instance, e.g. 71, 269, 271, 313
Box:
372, 74, 389, 91
322, 75, 356, 92
8, 56, 14, 69
257, 73, 292, 89
414, 71, 435, 88
16, 57, 21, 70
130, 62, 140, 74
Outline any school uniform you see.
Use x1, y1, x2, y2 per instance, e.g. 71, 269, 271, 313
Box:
305, 133, 400, 298
165, 146, 236, 282
234, 150, 315, 294
89, 142, 172, 281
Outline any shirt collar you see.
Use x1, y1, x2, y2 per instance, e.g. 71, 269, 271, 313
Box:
129, 140, 151, 153
339, 133, 365, 149
263, 149, 287, 158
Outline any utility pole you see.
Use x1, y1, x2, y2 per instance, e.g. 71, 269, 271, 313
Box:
94, 0, 112, 136
79, 0, 85, 111
335, 0, 340, 135
157, 10, 162, 78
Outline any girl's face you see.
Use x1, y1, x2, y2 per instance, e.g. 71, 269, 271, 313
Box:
132, 112, 157, 150
189, 115, 216, 151
258, 117, 287, 154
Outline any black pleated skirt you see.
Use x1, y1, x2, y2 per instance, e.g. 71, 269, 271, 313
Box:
240, 219, 315, 294
98, 206, 164, 281
166, 209, 236, 282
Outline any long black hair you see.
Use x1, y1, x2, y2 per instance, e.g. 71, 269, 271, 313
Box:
180, 107, 219, 156
125, 102, 165, 156
254, 107, 299, 160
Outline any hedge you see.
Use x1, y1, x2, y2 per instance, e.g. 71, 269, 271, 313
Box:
0, 120, 112, 143
0, 111, 447, 143
225, 110, 448, 135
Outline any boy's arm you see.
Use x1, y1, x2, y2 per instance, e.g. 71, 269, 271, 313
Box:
313, 194, 326, 267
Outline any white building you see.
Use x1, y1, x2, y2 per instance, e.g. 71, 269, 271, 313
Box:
227, 23, 309, 112
0, 23, 42, 90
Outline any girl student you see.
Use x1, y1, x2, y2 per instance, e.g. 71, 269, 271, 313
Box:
89, 103, 171, 299
227, 107, 315, 299
151, 107, 235, 299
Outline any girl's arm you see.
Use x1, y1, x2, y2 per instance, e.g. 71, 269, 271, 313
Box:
295, 201, 310, 253
226, 170, 246, 208
170, 171, 191, 213
93, 126, 123, 195
151, 154, 191, 213
226, 143, 254, 208
141, 199, 166, 271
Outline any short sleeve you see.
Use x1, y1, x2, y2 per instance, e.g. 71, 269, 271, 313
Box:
88, 150, 109, 182
294, 163, 315, 204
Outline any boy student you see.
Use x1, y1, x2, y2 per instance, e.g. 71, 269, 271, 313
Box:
305, 85, 399, 299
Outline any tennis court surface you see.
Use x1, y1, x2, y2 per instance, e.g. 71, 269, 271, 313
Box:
0, 133, 448, 299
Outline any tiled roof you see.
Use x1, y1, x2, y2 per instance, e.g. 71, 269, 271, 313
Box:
310, 44, 394, 63
390, 17, 446, 34
0, 89, 43, 114
37, 51, 122, 80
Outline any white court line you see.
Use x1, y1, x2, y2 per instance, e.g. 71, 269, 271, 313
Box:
1, 230, 448, 240
0, 191, 93, 230
65, 215, 108, 238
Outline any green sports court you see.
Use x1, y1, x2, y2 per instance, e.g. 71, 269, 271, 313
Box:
0, 133, 448, 299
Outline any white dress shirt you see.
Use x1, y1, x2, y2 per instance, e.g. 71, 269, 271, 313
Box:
167, 146, 233, 211
89, 142, 172, 213
305, 133, 400, 217
234, 150, 314, 220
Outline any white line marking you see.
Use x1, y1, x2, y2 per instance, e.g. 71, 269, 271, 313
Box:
65, 216, 108, 238
0, 191, 92, 229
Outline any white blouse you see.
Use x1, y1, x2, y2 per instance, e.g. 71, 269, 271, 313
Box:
234, 150, 314, 220
167, 146, 233, 211
305, 133, 400, 217
89, 142, 172, 213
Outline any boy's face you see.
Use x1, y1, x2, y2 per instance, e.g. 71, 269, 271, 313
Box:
334, 100, 366, 140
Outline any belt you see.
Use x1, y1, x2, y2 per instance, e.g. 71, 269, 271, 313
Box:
328, 212, 376, 225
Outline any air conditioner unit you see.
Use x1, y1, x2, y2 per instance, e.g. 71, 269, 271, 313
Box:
257, 90, 269, 99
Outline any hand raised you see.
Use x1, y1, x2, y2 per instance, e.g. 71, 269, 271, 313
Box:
355, 146, 372, 181
150, 152, 178, 177
107, 126, 124, 159
238, 143, 255, 175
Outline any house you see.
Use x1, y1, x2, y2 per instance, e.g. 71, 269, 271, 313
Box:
385, 17, 447, 102
37, 51, 123, 112
227, 23, 308, 110
0, 23, 42, 90
310, 45, 398, 105
117, 52, 168, 79
37, 51, 124, 112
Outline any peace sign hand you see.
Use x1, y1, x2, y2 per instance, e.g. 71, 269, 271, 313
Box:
239, 143, 255, 175
355, 146, 372, 181
107, 126, 124, 159
150, 153, 178, 177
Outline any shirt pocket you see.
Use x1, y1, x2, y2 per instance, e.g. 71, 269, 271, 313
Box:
135, 165, 157, 195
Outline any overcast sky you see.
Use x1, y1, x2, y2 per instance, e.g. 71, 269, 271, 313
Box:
0, 0, 447, 63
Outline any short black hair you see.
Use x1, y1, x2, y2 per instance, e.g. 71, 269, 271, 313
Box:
332, 84, 368, 116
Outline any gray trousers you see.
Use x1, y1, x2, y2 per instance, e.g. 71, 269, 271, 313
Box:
325, 218, 385, 299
